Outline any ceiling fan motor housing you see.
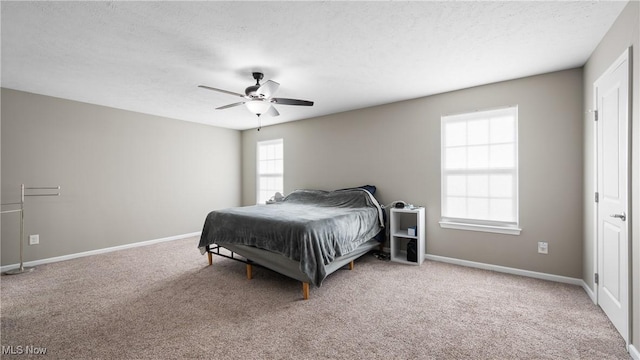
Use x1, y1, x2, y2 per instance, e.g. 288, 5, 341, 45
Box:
245, 85, 260, 97
246, 72, 265, 97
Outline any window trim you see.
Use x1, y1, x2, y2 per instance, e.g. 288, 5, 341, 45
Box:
256, 138, 284, 205
440, 106, 521, 235
438, 220, 521, 235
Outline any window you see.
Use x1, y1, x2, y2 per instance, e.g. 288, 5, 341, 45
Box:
440, 106, 520, 235
257, 139, 283, 204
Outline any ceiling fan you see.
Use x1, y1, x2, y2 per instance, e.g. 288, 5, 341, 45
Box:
199, 72, 314, 118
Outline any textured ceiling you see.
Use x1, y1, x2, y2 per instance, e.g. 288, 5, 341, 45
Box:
1, 1, 629, 130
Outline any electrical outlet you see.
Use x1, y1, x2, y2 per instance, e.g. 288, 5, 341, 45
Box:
29, 234, 39, 245
537, 241, 548, 254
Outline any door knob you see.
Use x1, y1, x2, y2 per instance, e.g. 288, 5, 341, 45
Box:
610, 212, 626, 221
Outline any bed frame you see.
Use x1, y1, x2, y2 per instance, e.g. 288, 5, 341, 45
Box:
205, 239, 380, 300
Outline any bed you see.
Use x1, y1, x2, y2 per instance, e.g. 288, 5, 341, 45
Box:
198, 187, 385, 300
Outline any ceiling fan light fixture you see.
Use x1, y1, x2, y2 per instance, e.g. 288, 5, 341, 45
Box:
245, 99, 271, 115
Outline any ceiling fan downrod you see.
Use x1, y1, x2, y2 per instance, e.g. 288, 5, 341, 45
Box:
252, 72, 264, 85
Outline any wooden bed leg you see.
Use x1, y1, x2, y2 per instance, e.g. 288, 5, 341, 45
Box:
207, 252, 212, 266
348, 260, 354, 270
246, 264, 253, 280
302, 282, 309, 300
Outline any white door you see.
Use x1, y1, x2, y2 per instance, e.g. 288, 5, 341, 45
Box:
595, 48, 630, 344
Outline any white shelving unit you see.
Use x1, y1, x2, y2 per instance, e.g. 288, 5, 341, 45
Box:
390, 207, 425, 265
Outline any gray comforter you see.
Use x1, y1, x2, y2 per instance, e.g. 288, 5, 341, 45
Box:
198, 189, 384, 286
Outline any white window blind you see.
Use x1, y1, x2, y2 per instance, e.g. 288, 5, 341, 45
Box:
257, 139, 283, 204
440, 106, 520, 235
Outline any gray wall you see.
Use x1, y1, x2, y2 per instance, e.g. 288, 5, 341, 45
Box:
583, 0, 639, 349
242, 68, 584, 279
1, 88, 241, 265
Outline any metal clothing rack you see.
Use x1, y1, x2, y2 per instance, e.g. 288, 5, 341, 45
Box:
1, 184, 61, 275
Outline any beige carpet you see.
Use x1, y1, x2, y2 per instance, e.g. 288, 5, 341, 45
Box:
1, 237, 629, 359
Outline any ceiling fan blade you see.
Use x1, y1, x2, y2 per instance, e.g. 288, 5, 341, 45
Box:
265, 105, 280, 117
198, 85, 245, 98
216, 101, 246, 110
272, 98, 314, 106
257, 80, 280, 98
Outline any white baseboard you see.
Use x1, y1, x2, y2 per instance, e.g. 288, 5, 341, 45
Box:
424, 254, 583, 286
0, 232, 201, 273
630, 344, 640, 360
581, 280, 597, 304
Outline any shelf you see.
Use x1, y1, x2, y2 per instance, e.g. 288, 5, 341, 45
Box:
389, 207, 425, 266
390, 250, 420, 265
391, 207, 423, 213
391, 230, 417, 239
